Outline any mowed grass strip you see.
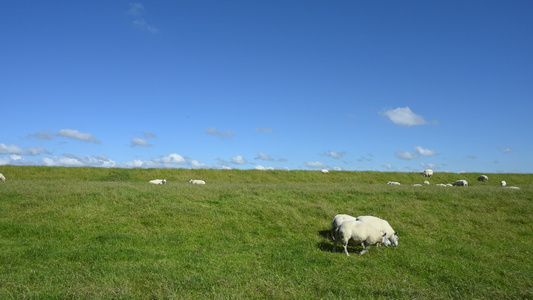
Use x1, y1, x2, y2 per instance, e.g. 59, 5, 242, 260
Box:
0, 166, 532, 298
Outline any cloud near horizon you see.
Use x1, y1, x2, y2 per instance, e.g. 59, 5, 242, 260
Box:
396, 146, 438, 160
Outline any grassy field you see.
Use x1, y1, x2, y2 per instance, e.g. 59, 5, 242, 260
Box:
1, 166, 532, 299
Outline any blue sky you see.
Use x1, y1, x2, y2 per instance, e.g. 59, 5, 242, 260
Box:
1, 1, 532, 173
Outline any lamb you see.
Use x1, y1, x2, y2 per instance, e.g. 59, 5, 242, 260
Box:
477, 175, 488, 182
505, 186, 520, 190
330, 214, 356, 240
387, 181, 401, 185
333, 220, 391, 256
188, 179, 206, 185
0, 173, 5, 181
501, 181, 507, 187
453, 180, 468, 187
149, 179, 166, 185
355, 215, 399, 247
422, 169, 433, 177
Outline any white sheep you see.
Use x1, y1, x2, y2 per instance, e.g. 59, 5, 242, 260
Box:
453, 180, 468, 187
0, 173, 5, 181
446, 183, 453, 187
387, 181, 401, 185
412, 184, 422, 187
356, 215, 399, 247
321, 169, 329, 174
330, 214, 356, 240
424, 181, 430, 185
188, 179, 206, 185
436, 183, 447, 187
477, 175, 488, 182
149, 179, 166, 185
422, 169, 433, 177
501, 181, 507, 187
333, 220, 391, 256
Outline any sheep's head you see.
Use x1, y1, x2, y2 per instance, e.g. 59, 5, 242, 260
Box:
389, 232, 399, 247
382, 233, 392, 247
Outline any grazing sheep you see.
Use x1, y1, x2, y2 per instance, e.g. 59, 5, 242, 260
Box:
387, 181, 401, 185
0, 173, 5, 181
149, 179, 166, 185
453, 180, 468, 187
422, 169, 433, 177
188, 179, 206, 185
501, 181, 507, 187
356, 215, 399, 247
333, 220, 391, 256
331, 214, 356, 240
424, 181, 430, 185
321, 169, 329, 174
477, 175, 488, 182
436, 183, 447, 187
412, 184, 422, 187
446, 183, 453, 187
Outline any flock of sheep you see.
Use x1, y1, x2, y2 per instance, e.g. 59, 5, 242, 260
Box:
148, 179, 206, 185
331, 214, 399, 256
386, 169, 520, 189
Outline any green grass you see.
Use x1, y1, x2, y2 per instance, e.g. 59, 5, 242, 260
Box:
1, 166, 532, 299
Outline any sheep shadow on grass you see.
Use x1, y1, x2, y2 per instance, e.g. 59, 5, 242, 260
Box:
317, 229, 365, 254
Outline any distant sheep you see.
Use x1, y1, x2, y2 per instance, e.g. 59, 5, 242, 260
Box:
0, 173, 5, 181
356, 215, 399, 247
149, 179, 166, 185
422, 169, 433, 177
501, 181, 507, 187
436, 184, 447, 187
387, 181, 401, 185
453, 180, 468, 187
333, 220, 391, 256
446, 183, 453, 187
412, 184, 422, 187
330, 214, 356, 240
424, 181, 430, 185
321, 169, 329, 174
477, 175, 488, 182
188, 179, 206, 185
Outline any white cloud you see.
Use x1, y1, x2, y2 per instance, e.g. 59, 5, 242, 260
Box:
304, 161, 327, 168
325, 151, 346, 159
0, 155, 32, 166
383, 164, 394, 170
255, 152, 275, 161
380, 107, 430, 126
0, 143, 25, 155
41, 154, 116, 167
131, 137, 151, 147
206, 127, 237, 139
501, 148, 516, 153
132, 19, 159, 34
143, 132, 156, 138
155, 153, 187, 166
414, 146, 437, 157
255, 127, 274, 133
255, 165, 274, 170
127, 3, 144, 16
57, 129, 101, 144
26, 147, 51, 156
231, 155, 246, 165
420, 163, 439, 170
29, 130, 55, 140
190, 160, 206, 169
395, 151, 419, 160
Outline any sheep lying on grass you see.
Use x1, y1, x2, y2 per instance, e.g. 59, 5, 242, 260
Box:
330, 214, 356, 240
188, 179, 206, 185
149, 179, 166, 185
505, 186, 520, 190
453, 180, 468, 187
501, 181, 507, 187
333, 220, 391, 256
0, 173, 5, 181
387, 181, 401, 185
356, 215, 399, 247
478, 175, 488, 182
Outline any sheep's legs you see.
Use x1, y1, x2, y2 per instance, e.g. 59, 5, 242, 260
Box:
343, 243, 350, 256
359, 243, 369, 255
